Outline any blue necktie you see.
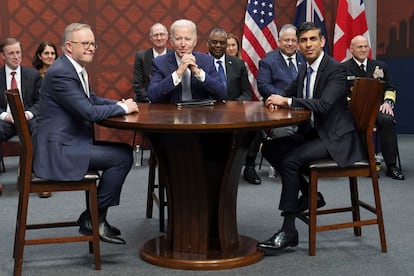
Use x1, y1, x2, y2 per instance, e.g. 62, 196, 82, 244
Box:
288, 57, 297, 78
216, 60, 227, 89
305, 66, 313, 99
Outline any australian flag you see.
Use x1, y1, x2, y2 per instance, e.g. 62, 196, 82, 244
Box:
294, 0, 329, 52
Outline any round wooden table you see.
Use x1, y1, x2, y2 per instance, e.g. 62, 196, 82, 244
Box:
99, 101, 309, 270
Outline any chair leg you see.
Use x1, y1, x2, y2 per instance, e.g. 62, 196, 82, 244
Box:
349, 177, 361, 236
88, 184, 101, 270
159, 179, 165, 233
371, 175, 388, 253
146, 150, 157, 218
0, 149, 5, 173
308, 170, 318, 256
396, 143, 403, 173
14, 190, 30, 276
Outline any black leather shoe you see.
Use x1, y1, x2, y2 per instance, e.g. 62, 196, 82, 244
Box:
386, 166, 404, 180
77, 211, 126, 245
78, 210, 121, 236
243, 166, 261, 185
257, 230, 298, 255
297, 192, 326, 213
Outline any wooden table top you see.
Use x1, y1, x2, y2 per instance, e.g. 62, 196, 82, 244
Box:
98, 101, 310, 133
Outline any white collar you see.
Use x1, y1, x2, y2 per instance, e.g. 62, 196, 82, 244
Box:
65, 54, 85, 75
5, 65, 21, 75
307, 51, 324, 72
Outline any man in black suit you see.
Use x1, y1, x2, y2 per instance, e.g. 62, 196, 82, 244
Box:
207, 28, 262, 185
133, 23, 170, 103
343, 35, 404, 180
257, 22, 365, 254
0, 38, 41, 141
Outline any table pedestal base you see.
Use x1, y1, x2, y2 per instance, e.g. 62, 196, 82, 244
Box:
140, 235, 264, 270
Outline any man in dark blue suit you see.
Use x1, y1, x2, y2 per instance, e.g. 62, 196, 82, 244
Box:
257, 24, 305, 100
32, 23, 139, 244
133, 22, 171, 103
207, 27, 262, 185
148, 19, 226, 103
257, 24, 305, 138
257, 22, 365, 254
0, 38, 41, 141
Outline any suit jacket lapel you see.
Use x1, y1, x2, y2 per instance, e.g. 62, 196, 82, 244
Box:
313, 55, 329, 98
144, 49, 154, 75
225, 55, 232, 82
297, 65, 306, 98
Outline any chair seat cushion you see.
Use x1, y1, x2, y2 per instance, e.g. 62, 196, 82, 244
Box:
31, 171, 100, 183
309, 159, 369, 169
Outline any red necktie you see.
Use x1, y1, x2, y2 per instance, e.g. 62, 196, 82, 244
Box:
11, 71, 18, 89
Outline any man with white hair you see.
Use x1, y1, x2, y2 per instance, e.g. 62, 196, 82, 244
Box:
148, 19, 226, 103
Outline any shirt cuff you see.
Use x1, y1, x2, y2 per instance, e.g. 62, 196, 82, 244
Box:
194, 69, 205, 82
172, 71, 180, 86
116, 102, 128, 113
0, 112, 8, 121
288, 98, 292, 107
25, 111, 34, 120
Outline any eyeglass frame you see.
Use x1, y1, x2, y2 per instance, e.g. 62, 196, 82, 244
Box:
69, 41, 98, 50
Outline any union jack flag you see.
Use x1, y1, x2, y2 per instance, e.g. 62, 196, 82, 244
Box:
333, 0, 371, 62
294, 0, 329, 52
242, 0, 278, 100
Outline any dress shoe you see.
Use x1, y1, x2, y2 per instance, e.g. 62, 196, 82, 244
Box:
386, 166, 404, 180
77, 210, 125, 245
297, 192, 326, 213
38, 192, 52, 198
243, 166, 261, 185
257, 230, 299, 255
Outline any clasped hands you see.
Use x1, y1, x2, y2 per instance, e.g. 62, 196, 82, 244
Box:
118, 98, 139, 114
177, 54, 201, 77
265, 94, 289, 110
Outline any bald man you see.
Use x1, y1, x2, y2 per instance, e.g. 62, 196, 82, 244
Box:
342, 35, 404, 180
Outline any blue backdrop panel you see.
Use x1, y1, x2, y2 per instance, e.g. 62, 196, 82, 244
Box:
379, 57, 414, 134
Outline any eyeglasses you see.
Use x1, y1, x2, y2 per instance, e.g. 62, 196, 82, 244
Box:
281, 38, 298, 43
151, 33, 167, 38
70, 41, 98, 50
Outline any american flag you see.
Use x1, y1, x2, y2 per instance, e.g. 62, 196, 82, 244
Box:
294, 0, 329, 52
333, 0, 371, 62
242, 0, 278, 100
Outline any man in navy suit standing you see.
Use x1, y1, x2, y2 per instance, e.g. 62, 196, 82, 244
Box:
0, 38, 41, 141
257, 24, 305, 138
32, 23, 139, 244
257, 24, 304, 100
133, 22, 170, 103
257, 22, 365, 254
148, 19, 226, 103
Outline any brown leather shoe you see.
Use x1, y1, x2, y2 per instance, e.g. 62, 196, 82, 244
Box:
38, 192, 52, 198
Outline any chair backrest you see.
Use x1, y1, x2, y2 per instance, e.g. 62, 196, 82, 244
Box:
5, 89, 33, 190
349, 78, 384, 162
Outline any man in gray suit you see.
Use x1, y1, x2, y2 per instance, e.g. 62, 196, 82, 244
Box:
258, 22, 365, 254
133, 22, 170, 103
0, 38, 41, 141
32, 23, 138, 244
